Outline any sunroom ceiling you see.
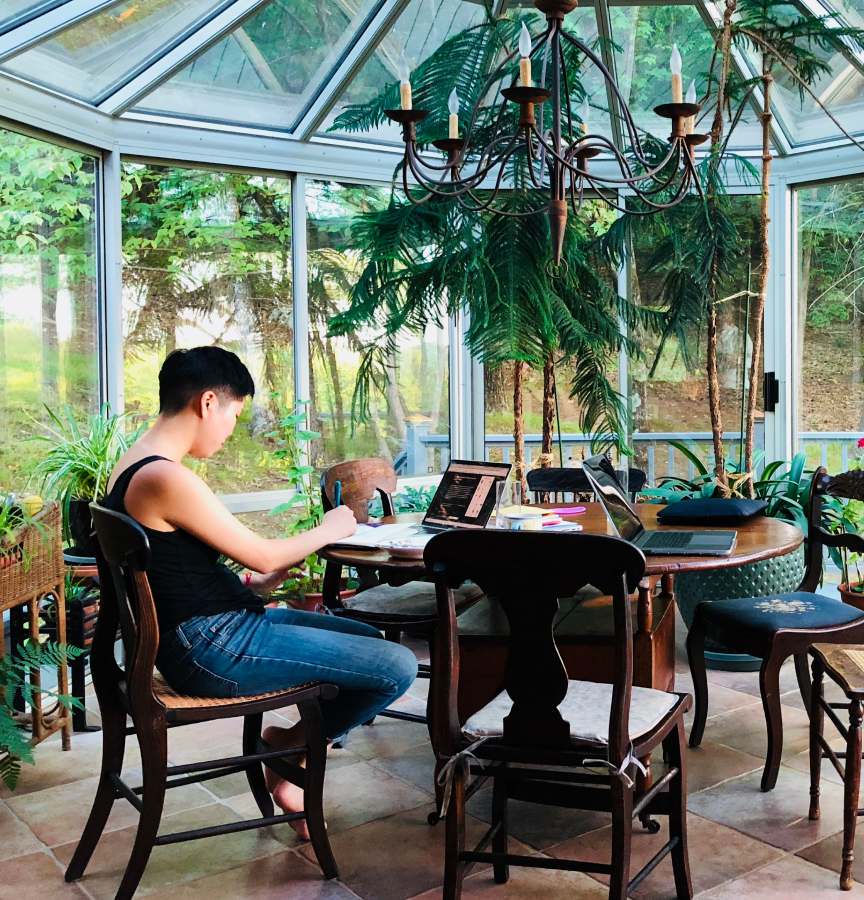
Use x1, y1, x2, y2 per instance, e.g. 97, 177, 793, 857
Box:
0, 0, 860, 156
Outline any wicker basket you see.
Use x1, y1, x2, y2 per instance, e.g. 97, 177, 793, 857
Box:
0, 501, 64, 612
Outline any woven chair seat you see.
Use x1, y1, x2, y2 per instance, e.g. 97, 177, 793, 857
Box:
152, 673, 318, 709
344, 581, 483, 621
811, 644, 864, 698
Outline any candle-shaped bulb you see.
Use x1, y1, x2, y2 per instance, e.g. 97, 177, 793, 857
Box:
397, 50, 412, 110
685, 79, 696, 134
670, 44, 683, 103
519, 22, 532, 87
448, 88, 460, 139
579, 96, 590, 135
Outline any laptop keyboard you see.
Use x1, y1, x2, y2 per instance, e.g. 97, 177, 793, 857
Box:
643, 531, 693, 549
411, 525, 449, 535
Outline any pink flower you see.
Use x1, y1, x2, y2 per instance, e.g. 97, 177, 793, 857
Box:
858, 437, 864, 448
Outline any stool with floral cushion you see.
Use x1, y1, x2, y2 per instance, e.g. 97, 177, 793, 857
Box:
687, 466, 864, 792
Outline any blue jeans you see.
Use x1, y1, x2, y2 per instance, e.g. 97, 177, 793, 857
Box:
156, 607, 418, 740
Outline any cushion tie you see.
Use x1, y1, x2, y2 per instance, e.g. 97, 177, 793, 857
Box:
582, 745, 647, 789
436, 738, 489, 817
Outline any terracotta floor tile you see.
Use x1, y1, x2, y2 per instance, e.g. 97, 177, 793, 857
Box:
143, 851, 358, 900
548, 812, 784, 899
340, 718, 429, 762
698, 700, 811, 762
698, 853, 864, 898
299, 803, 530, 900
226, 759, 431, 838
0, 851, 89, 900
6, 768, 213, 848
368, 741, 438, 795
704, 658, 801, 698
782, 746, 846, 787
52, 803, 288, 899
409, 861, 610, 900
0, 730, 141, 798
0, 801, 45, 862
686, 767, 844, 852
673, 671, 761, 726
797, 830, 859, 880
677, 740, 763, 795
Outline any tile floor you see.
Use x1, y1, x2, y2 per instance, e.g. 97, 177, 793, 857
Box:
2, 615, 863, 900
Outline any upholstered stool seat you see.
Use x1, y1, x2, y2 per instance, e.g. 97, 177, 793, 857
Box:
344, 581, 483, 623
700, 592, 864, 642
463, 679, 678, 745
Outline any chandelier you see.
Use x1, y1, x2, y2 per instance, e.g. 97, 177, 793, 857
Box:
385, 0, 706, 271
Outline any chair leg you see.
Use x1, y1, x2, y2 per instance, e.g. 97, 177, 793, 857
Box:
114, 720, 168, 900
491, 762, 509, 884
608, 776, 634, 900
686, 620, 709, 748
842, 699, 863, 891
809, 658, 825, 821
243, 713, 274, 818
759, 650, 786, 792
443, 760, 467, 900
65, 698, 127, 882
298, 698, 339, 880
664, 718, 694, 900
794, 652, 813, 714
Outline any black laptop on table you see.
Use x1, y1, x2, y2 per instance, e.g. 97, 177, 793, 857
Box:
582, 455, 737, 557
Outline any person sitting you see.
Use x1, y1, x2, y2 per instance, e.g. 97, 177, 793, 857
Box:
103, 346, 418, 838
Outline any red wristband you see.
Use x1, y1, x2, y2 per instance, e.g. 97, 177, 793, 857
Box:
245, 572, 252, 586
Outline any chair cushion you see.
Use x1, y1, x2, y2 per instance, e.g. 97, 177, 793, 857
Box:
700, 592, 864, 641
463, 680, 678, 746
344, 581, 483, 619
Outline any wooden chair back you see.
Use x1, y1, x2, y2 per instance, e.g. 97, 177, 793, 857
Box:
89, 503, 161, 717
799, 467, 864, 592
424, 531, 646, 765
321, 459, 398, 524
526, 466, 647, 503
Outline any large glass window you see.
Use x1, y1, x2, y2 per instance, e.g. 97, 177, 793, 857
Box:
306, 180, 450, 473
121, 163, 294, 493
0, 127, 100, 492
796, 179, 864, 471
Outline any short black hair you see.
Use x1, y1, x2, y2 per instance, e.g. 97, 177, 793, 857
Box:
159, 347, 255, 416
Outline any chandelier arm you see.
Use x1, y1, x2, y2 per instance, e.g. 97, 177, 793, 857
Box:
401, 158, 438, 206
557, 33, 577, 143
404, 133, 521, 193
584, 165, 693, 214
525, 129, 546, 190
557, 28, 652, 166
404, 131, 518, 178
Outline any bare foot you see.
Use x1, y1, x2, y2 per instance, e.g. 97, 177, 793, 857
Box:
262, 724, 311, 841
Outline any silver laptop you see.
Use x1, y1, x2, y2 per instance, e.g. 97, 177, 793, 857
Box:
582, 455, 737, 557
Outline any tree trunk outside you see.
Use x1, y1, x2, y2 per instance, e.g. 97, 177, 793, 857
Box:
385, 350, 408, 442
513, 359, 527, 500
799, 237, 813, 429
324, 336, 345, 458
745, 65, 773, 494
430, 329, 447, 434
368, 391, 393, 464
39, 245, 60, 409
541, 351, 555, 467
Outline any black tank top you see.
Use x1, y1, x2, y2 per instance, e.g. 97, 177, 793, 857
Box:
103, 456, 264, 633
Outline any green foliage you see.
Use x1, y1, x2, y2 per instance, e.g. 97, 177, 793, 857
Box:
369, 485, 437, 518
267, 401, 326, 599
0, 641, 84, 790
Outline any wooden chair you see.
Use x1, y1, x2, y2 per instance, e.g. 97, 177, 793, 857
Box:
425, 530, 693, 900
808, 643, 864, 890
527, 466, 647, 504
320, 459, 484, 725
687, 467, 864, 792
65, 504, 338, 900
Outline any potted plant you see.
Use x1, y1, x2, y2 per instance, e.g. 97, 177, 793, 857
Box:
32, 404, 144, 555
266, 401, 356, 612
643, 447, 852, 669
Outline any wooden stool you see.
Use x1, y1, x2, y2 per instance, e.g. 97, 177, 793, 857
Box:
809, 643, 864, 890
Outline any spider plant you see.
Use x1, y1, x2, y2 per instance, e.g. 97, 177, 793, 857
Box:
31, 404, 146, 543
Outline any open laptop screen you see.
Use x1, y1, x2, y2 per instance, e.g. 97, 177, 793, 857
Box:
582, 455, 643, 542
423, 460, 512, 529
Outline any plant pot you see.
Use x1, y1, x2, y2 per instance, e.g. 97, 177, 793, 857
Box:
67, 499, 98, 557
266, 583, 357, 614
675, 546, 806, 671
840, 582, 864, 612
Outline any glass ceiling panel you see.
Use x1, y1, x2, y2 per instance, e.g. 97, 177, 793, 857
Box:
0, 1, 65, 32
132, 0, 362, 133
610, 2, 761, 151
826, 0, 864, 28
1, 0, 232, 104
319, 0, 490, 145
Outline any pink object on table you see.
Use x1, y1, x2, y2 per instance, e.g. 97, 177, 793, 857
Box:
545, 506, 586, 515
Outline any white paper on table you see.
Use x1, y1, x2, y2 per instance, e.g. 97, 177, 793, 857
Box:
328, 523, 418, 548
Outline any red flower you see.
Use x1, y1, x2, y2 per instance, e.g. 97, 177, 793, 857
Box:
858, 437, 864, 448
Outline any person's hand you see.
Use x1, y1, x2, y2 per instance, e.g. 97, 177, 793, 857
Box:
322, 505, 357, 541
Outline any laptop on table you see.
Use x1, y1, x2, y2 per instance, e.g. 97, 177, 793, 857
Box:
582, 455, 737, 557
329, 459, 512, 549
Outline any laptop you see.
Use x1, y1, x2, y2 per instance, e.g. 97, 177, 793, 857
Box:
582, 455, 737, 556
329, 459, 512, 550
